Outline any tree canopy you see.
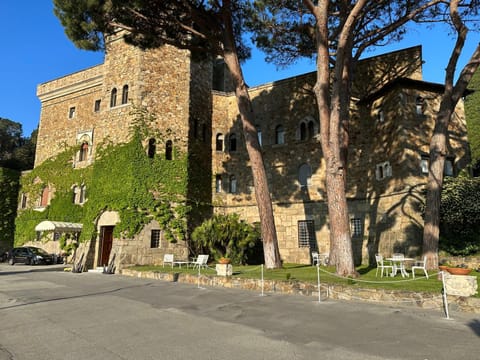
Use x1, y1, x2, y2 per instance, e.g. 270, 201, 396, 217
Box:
0, 118, 36, 171
53, 0, 282, 268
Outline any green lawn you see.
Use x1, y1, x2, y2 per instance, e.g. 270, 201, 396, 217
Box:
127, 263, 480, 298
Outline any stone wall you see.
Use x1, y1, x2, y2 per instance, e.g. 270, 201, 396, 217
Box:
120, 268, 480, 314
209, 49, 469, 265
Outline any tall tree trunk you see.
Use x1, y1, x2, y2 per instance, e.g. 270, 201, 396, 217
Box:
423, 105, 451, 270
422, 0, 480, 270
310, 0, 357, 276
222, 4, 281, 269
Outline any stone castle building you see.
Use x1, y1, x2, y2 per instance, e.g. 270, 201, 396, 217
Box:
18, 33, 470, 270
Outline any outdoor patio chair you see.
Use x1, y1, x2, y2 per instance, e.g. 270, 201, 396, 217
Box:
375, 254, 393, 278
163, 253, 174, 268
411, 255, 429, 279
312, 251, 329, 266
191, 254, 209, 269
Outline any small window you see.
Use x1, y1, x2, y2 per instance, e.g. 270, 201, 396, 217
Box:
79, 185, 87, 204
256, 125, 262, 146
275, 125, 285, 145
79, 142, 89, 162
20, 193, 27, 209
307, 121, 315, 139
148, 138, 156, 159
94, 99, 101, 112
229, 175, 237, 193
444, 158, 454, 177
68, 106, 76, 119
377, 110, 385, 123
110, 88, 117, 108
300, 122, 307, 141
298, 220, 315, 248
202, 124, 207, 142
215, 175, 222, 193
298, 163, 312, 187
420, 155, 454, 176
150, 229, 161, 248
72, 185, 79, 204
375, 161, 392, 181
121, 84, 129, 104
193, 118, 198, 139
165, 140, 173, 160
229, 133, 237, 152
351, 218, 363, 237
216, 133, 224, 151
420, 155, 429, 174
416, 96, 424, 115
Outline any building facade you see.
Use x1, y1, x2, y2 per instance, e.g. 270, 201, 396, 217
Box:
17, 35, 470, 269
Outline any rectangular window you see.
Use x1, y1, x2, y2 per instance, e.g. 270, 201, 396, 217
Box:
94, 99, 101, 112
68, 106, 76, 119
420, 155, 454, 176
375, 161, 392, 180
298, 220, 315, 248
150, 230, 161, 248
420, 155, 429, 174
215, 175, 222, 193
351, 218, 363, 237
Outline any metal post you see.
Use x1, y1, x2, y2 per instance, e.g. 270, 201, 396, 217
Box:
197, 266, 201, 289
441, 271, 450, 319
317, 264, 321, 303
260, 264, 265, 296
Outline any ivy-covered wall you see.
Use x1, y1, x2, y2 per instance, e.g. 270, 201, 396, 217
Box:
14, 124, 194, 250
0, 167, 20, 252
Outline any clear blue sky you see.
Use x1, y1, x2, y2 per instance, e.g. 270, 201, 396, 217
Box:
0, 1, 477, 137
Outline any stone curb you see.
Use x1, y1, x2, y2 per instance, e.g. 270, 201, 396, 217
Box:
120, 268, 480, 314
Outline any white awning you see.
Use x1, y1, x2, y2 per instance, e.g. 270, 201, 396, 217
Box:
35, 221, 83, 233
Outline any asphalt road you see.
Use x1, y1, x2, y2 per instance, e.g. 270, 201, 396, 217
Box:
0, 263, 479, 360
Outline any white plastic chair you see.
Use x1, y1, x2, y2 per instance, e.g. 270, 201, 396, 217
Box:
375, 254, 393, 277
191, 254, 209, 269
312, 251, 329, 266
411, 255, 429, 279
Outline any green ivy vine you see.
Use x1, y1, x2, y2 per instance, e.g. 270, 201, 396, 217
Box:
14, 108, 192, 247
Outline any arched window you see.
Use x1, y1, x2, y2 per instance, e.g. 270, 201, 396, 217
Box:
229, 133, 237, 152
202, 124, 207, 142
72, 185, 79, 203
416, 96, 424, 115
229, 175, 237, 194
215, 175, 222, 193
80, 185, 87, 204
275, 125, 285, 145
307, 121, 315, 139
299, 122, 307, 141
121, 85, 129, 104
79, 142, 89, 162
165, 140, 173, 160
193, 118, 198, 139
110, 88, 117, 108
147, 138, 156, 158
40, 187, 49, 207
20, 193, 28, 209
298, 163, 312, 187
256, 125, 262, 146
216, 133, 224, 151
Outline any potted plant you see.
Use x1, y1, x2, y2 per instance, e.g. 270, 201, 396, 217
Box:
218, 257, 231, 264
446, 264, 471, 275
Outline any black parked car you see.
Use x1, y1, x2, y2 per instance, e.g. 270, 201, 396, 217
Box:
8, 247, 55, 265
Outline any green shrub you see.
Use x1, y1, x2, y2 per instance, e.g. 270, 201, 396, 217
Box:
440, 176, 480, 255
191, 213, 262, 265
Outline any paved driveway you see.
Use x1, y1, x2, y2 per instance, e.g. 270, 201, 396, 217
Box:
0, 263, 479, 360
